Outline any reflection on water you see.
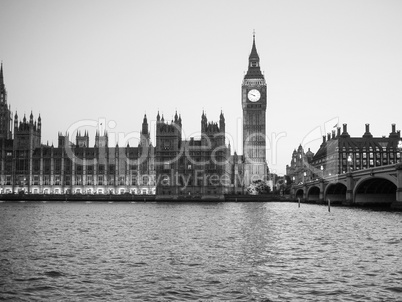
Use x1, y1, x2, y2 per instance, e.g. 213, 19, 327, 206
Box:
1, 202, 402, 301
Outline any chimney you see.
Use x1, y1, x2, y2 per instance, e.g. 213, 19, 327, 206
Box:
322, 135, 326, 144
332, 130, 335, 139
389, 123, 399, 138
337, 127, 341, 137
341, 123, 350, 138
327, 133, 331, 141
363, 123, 373, 138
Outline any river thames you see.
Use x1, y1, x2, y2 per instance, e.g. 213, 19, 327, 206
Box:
0, 201, 401, 301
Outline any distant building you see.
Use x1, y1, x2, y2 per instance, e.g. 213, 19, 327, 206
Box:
286, 145, 314, 184
287, 124, 402, 183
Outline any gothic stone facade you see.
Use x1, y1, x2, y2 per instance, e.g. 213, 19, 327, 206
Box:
0, 35, 269, 196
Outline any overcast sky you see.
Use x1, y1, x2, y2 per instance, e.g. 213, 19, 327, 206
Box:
0, 0, 401, 175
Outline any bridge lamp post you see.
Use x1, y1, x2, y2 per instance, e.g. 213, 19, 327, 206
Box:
347, 154, 353, 172
398, 140, 402, 163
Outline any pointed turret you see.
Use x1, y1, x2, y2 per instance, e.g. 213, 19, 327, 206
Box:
157, 111, 160, 122
38, 114, 41, 131
220, 110, 225, 121
219, 110, 225, 133
141, 114, 149, 135
201, 110, 207, 132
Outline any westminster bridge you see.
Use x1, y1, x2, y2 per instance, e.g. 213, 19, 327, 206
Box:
290, 163, 402, 210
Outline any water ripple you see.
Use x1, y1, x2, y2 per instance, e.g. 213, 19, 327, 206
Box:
0, 202, 401, 301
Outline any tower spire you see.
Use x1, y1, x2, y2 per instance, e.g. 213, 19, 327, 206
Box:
0, 62, 4, 86
245, 31, 263, 79
0, 62, 6, 104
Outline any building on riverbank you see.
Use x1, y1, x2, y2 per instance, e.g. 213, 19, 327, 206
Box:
3, 110, 155, 195
0, 34, 270, 197
287, 123, 402, 184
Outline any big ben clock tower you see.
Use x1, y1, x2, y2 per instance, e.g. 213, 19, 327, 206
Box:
242, 33, 268, 186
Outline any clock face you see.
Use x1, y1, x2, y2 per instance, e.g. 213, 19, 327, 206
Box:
247, 89, 261, 102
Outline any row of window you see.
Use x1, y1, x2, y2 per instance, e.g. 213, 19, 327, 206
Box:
5, 175, 153, 186
341, 152, 401, 159
314, 152, 401, 165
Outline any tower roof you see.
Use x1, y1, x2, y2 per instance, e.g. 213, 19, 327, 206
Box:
244, 32, 264, 80
249, 33, 259, 61
0, 62, 4, 87
0, 62, 6, 99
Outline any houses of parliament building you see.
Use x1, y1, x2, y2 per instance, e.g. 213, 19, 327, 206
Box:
0, 35, 269, 198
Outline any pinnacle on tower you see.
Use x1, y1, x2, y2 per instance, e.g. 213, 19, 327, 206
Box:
142, 113, 149, 135
245, 32, 264, 79
249, 31, 259, 60
0, 62, 4, 86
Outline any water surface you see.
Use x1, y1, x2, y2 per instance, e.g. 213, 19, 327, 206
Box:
1, 202, 401, 301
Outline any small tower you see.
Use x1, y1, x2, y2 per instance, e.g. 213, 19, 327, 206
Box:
95, 129, 108, 148
14, 111, 18, 133
37, 114, 41, 133
140, 114, 150, 146
58, 132, 70, 148
13, 111, 41, 150
76, 130, 89, 147
219, 110, 225, 133
201, 111, 207, 132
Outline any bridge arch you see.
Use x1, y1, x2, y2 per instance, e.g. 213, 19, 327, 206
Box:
306, 186, 320, 202
354, 176, 397, 205
324, 182, 347, 204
